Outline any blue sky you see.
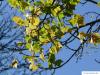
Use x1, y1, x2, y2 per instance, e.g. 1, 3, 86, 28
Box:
54, 1, 100, 75
54, 46, 100, 75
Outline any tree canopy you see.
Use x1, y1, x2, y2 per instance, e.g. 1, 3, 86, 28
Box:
0, 0, 100, 75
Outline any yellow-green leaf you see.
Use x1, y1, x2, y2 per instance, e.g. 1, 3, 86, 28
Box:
32, 43, 41, 53
50, 45, 57, 54
40, 0, 45, 4
51, 6, 61, 16
29, 63, 38, 71
26, 43, 31, 49
39, 36, 50, 44
17, 42, 23, 47
97, 1, 100, 7
8, 0, 19, 8
12, 16, 24, 26
40, 52, 45, 61
19, 1, 29, 12
61, 26, 71, 33
27, 56, 34, 64
69, 14, 84, 27
70, 0, 80, 5
50, 40, 62, 54
46, 0, 53, 5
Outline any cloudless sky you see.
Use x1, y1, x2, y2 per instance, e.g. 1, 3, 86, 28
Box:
54, 1, 100, 75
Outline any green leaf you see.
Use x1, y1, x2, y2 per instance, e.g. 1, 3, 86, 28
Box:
55, 59, 63, 66
48, 54, 55, 63
48, 61, 53, 69
34, 1, 42, 6
43, 6, 51, 14
48, 54, 55, 68
62, 0, 70, 3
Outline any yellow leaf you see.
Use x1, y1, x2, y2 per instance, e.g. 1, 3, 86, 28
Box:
78, 32, 86, 42
26, 27, 32, 35
26, 27, 38, 37
11, 59, 18, 68
50, 30, 56, 38
41, 0, 53, 5
28, 16, 40, 26
34, 7, 42, 16
31, 30, 38, 37
77, 15, 84, 27
54, 40, 62, 49
90, 33, 100, 44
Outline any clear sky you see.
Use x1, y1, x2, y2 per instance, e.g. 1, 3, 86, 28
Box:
54, 1, 100, 75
